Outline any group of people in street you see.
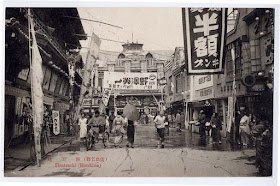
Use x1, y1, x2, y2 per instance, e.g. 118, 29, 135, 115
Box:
78, 109, 136, 148
234, 108, 258, 147
198, 110, 222, 145
77, 108, 185, 149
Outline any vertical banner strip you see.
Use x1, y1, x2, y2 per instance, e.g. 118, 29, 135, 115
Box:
231, 47, 236, 143
30, 10, 44, 166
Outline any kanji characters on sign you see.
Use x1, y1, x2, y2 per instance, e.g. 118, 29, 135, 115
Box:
184, 8, 227, 74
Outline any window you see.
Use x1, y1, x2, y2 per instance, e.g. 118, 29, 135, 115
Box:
54, 76, 63, 94
49, 72, 58, 92
118, 53, 125, 59
227, 8, 239, 34
181, 73, 185, 91
175, 74, 181, 93
146, 53, 153, 59
169, 76, 172, 93
43, 68, 52, 90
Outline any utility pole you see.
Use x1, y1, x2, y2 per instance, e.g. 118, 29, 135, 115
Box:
67, 53, 78, 141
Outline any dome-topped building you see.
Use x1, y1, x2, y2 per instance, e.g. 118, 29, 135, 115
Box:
84, 42, 172, 115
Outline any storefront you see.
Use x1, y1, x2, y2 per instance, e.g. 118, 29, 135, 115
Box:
188, 75, 215, 133
108, 95, 160, 115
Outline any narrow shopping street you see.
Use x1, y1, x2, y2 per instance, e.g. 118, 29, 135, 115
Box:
5, 125, 258, 177
3, 7, 274, 182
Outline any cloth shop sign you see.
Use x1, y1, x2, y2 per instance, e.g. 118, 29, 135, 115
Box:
192, 75, 214, 101
103, 72, 158, 90
183, 8, 227, 74
52, 110, 60, 135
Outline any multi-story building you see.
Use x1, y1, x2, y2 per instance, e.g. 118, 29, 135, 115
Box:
214, 8, 274, 137
5, 8, 86, 146
165, 8, 274, 136
164, 47, 188, 117
82, 41, 171, 115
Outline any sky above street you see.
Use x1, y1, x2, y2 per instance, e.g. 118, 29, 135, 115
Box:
78, 8, 184, 53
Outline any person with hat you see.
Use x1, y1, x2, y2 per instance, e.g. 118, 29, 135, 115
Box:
87, 110, 106, 143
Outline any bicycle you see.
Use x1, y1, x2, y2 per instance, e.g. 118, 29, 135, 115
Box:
86, 125, 110, 150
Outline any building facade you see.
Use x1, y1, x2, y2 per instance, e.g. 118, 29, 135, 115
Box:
82, 42, 168, 115
214, 8, 274, 137
5, 8, 86, 146
165, 8, 274, 136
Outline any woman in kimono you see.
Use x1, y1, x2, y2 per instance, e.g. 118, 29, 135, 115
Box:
239, 110, 250, 146
112, 110, 126, 148
78, 113, 87, 141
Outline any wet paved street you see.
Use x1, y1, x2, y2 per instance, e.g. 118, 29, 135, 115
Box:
76, 124, 250, 151
4, 124, 258, 177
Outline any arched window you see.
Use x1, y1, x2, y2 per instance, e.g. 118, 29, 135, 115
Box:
118, 53, 125, 59
146, 53, 153, 59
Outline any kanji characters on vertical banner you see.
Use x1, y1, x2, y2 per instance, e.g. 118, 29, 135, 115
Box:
183, 8, 227, 74
99, 88, 112, 114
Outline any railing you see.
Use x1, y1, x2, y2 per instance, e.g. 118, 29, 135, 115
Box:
30, 9, 68, 61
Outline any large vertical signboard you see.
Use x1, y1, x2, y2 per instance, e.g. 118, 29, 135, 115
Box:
183, 8, 227, 74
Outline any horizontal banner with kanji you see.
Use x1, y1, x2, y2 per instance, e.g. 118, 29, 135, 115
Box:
103, 72, 158, 90
184, 8, 227, 74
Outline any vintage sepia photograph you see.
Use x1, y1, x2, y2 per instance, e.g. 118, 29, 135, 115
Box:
2, 4, 276, 181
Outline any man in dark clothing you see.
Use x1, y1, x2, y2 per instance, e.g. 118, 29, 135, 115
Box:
198, 110, 206, 144
235, 110, 242, 145
251, 84, 273, 176
109, 111, 115, 133
251, 119, 272, 176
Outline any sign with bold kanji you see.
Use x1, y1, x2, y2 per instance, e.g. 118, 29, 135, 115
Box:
183, 8, 227, 74
103, 72, 158, 90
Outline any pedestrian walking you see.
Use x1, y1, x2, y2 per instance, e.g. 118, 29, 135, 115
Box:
126, 119, 136, 148
154, 110, 166, 148
249, 114, 257, 146
235, 110, 242, 145
112, 110, 126, 148
145, 114, 149, 125
109, 111, 115, 133
78, 113, 87, 141
164, 112, 169, 136
210, 113, 222, 144
198, 110, 206, 144
180, 111, 185, 129
239, 110, 250, 146
175, 111, 181, 132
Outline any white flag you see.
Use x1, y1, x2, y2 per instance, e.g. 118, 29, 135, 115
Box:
30, 15, 44, 164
